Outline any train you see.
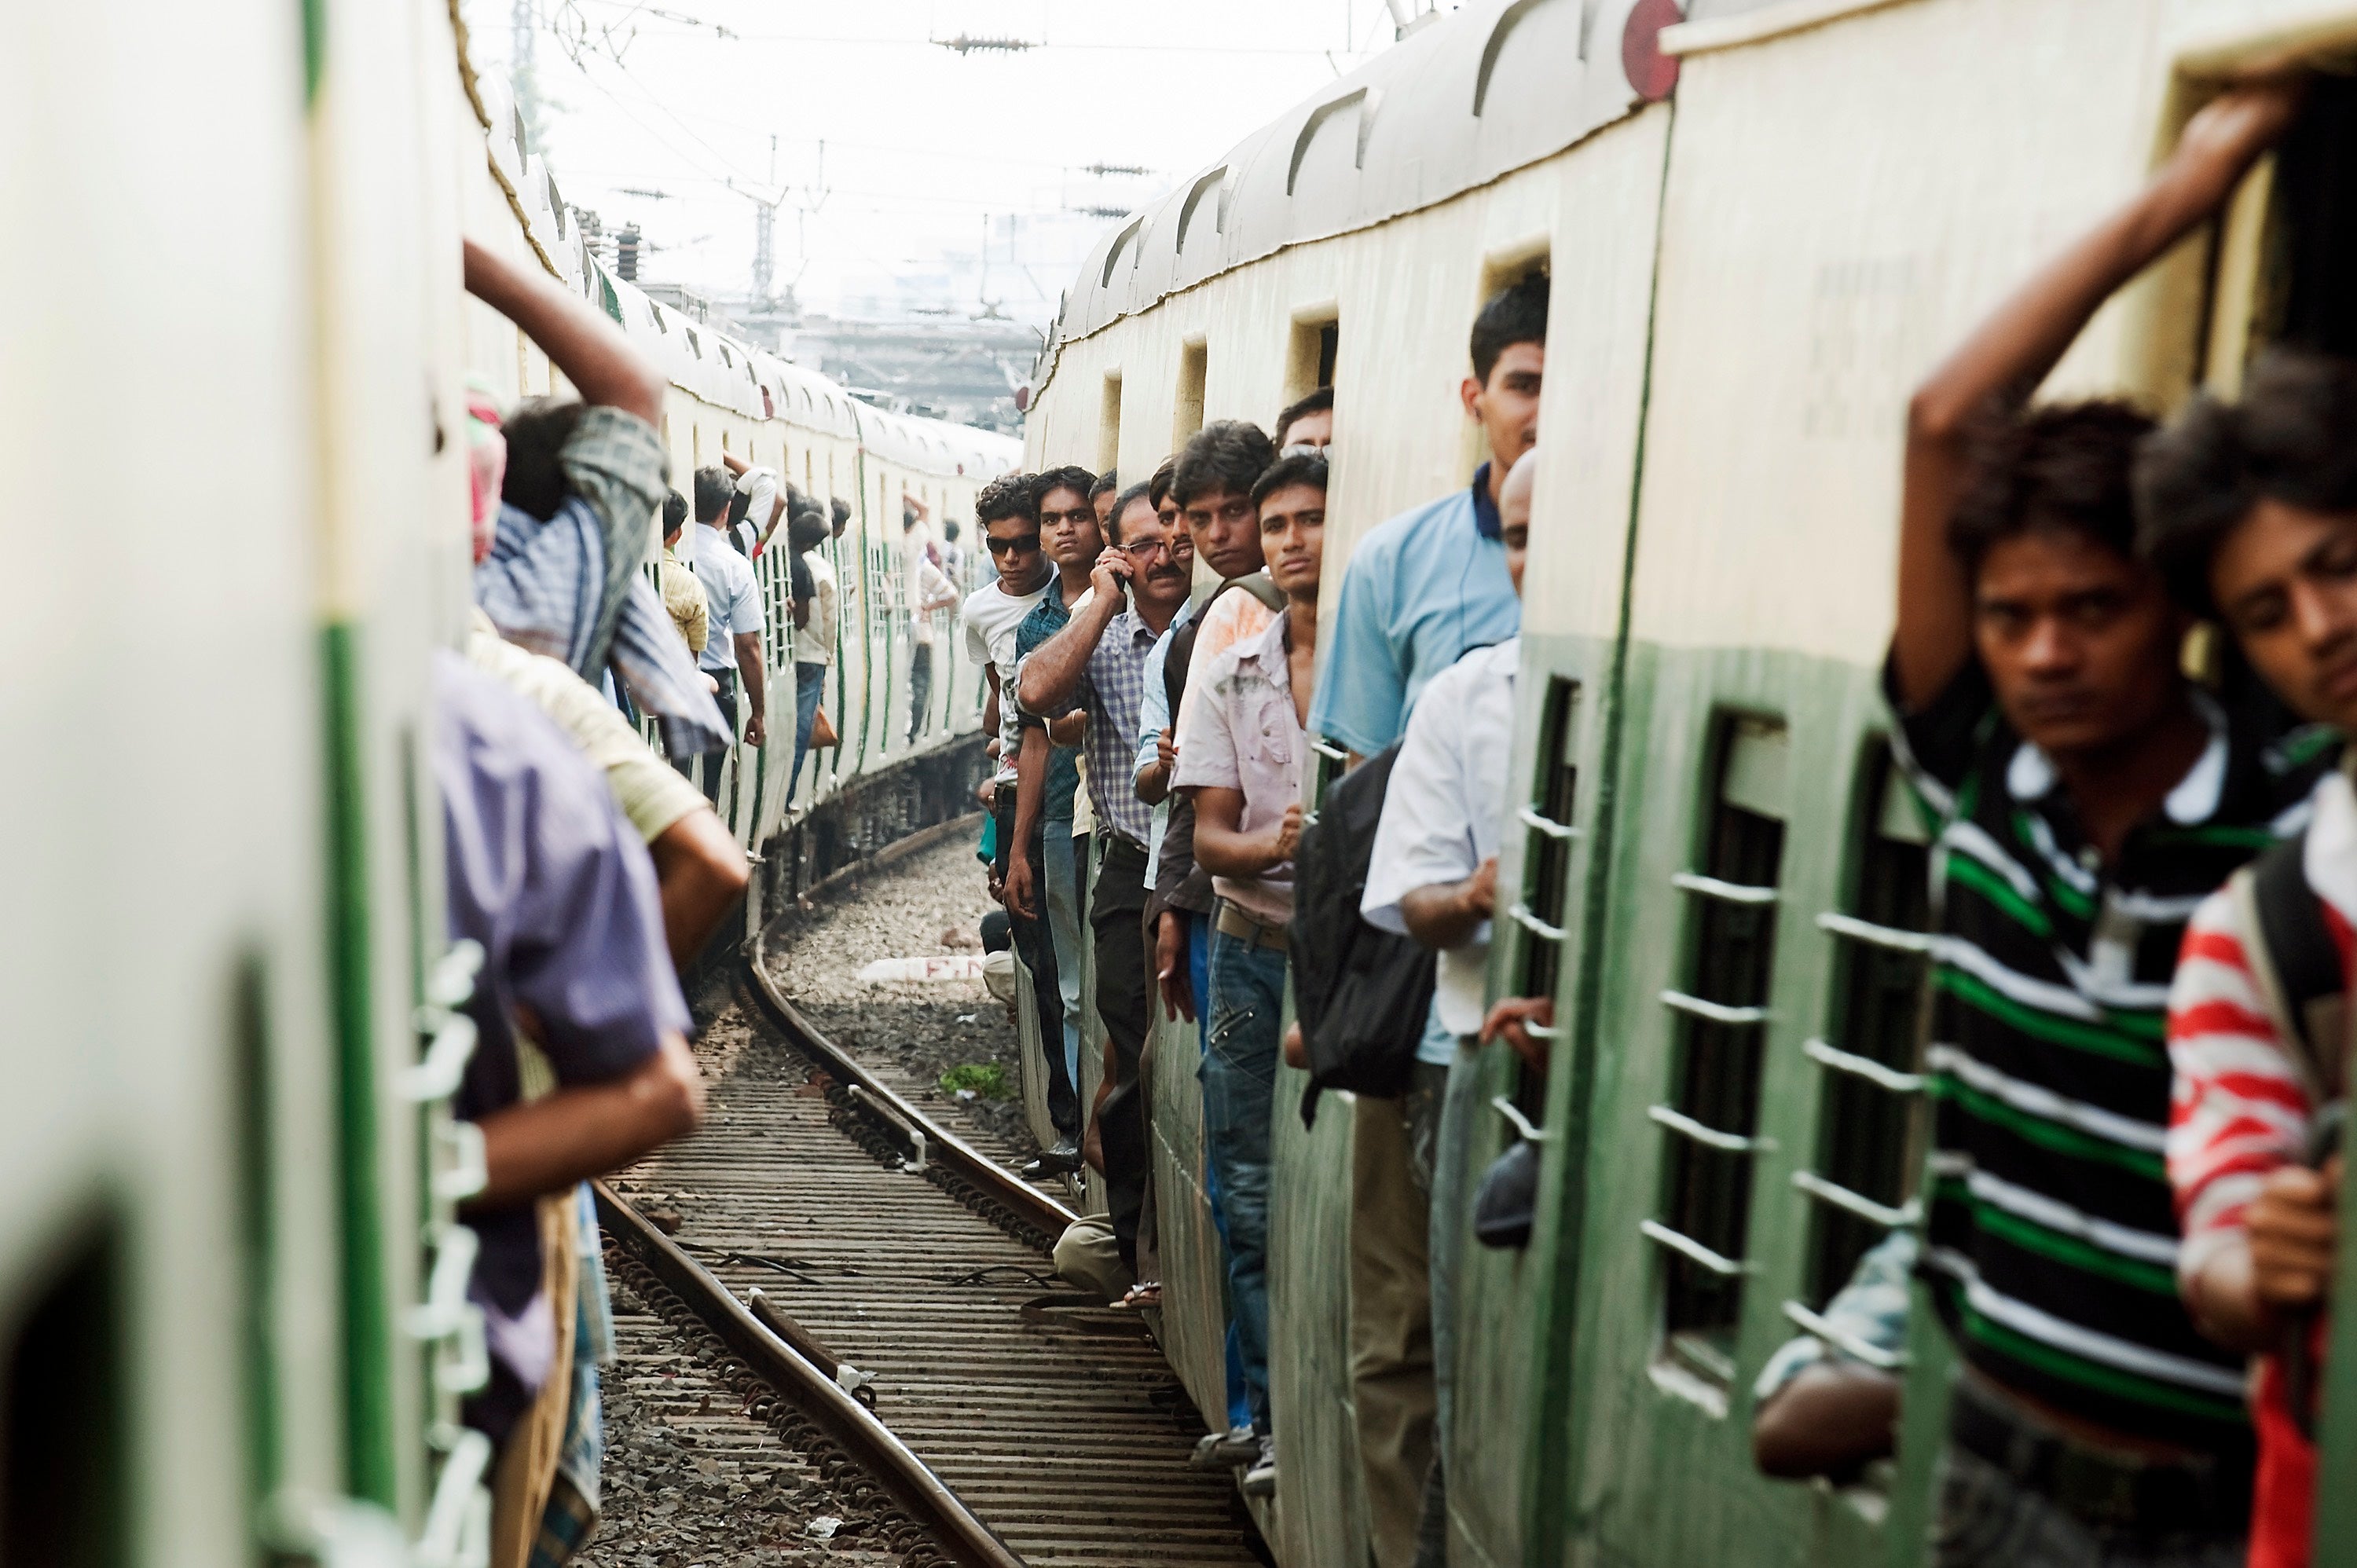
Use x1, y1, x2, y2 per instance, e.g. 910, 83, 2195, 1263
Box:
2, 2, 1008, 1561
1021, 2, 2357, 1566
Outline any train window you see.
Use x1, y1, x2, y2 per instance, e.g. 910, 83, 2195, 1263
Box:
1648, 715, 1788, 1386
1173, 340, 1208, 450
1098, 371, 1123, 475
1285, 313, 1339, 407
2, 1218, 123, 1566
1512, 676, 1582, 1006
1795, 746, 1929, 1329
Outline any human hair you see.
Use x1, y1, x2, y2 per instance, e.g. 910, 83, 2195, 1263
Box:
1470, 273, 1550, 386
944, 519, 962, 542
693, 465, 735, 523
1033, 464, 1097, 509
662, 489, 688, 538
1252, 452, 1329, 507
789, 512, 831, 553
1274, 385, 1333, 445
1105, 482, 1156, 545
2137, 350, 2357, 616
903, 507, 921, 533
830, 497, 851, 527
1171, 420, 1275, 509
1090, 468, 1119, 502
500, 396, 587, 521
1948, 401, 2155, 579
975, 472, 1040, 529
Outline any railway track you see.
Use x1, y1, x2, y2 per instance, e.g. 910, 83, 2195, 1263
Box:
590, 920, 1263, 1567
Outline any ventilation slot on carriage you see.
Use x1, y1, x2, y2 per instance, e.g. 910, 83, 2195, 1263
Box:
1173, 341, 1208, 451
1792, 749, 1930, 1328
1098, 372, 1124, 477
1648, 715, 1787, 1386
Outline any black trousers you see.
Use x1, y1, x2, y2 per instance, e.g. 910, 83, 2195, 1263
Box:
673, 665, 737, 808
994, 786, 1079, 1138
907, 641, 934, 744
1091, 834, 1152, 1266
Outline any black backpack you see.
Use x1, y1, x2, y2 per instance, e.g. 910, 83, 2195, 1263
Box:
1288, 742, 1437, 1127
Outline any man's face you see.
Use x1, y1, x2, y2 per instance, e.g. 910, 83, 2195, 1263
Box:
983, 512, 1050, 593
1182, 485, 1265, 581
1500, 458, 1534, 597
1039, 485, 1102, 573
1974, 530, 2189, 759
2212, 497, 2357, 730
1259, 484, 1326, 599
1114, 497, 1194, 613
1281, 408, 1333, 452
1093, 488, 1116, 529
1461, 341, 1542, 474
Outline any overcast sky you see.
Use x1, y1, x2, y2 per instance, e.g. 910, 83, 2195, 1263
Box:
461, 0, 1453, 325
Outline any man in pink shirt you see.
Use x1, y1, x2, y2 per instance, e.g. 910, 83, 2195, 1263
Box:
1170, 450, 1327, 1499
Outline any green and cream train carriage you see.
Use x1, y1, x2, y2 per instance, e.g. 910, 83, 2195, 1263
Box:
1026, 2, 2357, 1565
2, 2, 1009, 1562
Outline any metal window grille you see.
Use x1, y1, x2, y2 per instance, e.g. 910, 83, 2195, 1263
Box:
1655, 732, 1785, 1378
1800, 749, 1930, 1310
1516, 679, 1582, 1002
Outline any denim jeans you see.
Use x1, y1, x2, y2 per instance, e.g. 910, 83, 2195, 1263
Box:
788, 660, 826, 804
1186, 911, 1252, 1431
1202, 923, 1285, 1434
1042, 820, 1085, 1104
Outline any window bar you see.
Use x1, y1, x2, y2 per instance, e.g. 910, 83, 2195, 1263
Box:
1815, 910, 1935, 955
1672, 870, 1779, 906
1659, 990, 1766, 1027
1791, 1170, 1917, 1229
1309, 736, 1351, 765
1518, 804, 1580, 841
1779, 1299, 1908, 1372
1802, 1037, 1924, 1094
1640, 1219, 1750, 1277
1491, 1095, 1549, 1142
1648, 1103, 1774, 1153
1510, 903, 1568, 944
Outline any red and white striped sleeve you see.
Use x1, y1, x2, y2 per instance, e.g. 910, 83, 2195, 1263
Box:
2165, 887, 2318, 1294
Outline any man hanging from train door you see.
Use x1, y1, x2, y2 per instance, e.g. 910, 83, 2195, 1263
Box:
2136, 343, 2357, 1568
1303, 273, 1539, 1568
686, 463, 770, 808
1172, 449, 1330, 1500
1885, 78, 2313, 1568
1003, 464, 1105, 1176
1017, 481, 1197, 1291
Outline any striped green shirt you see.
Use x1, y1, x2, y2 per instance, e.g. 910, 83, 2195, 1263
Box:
1890, 660, 2333, 1449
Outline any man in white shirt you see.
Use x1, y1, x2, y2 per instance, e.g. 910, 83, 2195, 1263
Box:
906, 510, 961, 746
786, 511, 839, 804
721, 452, 783, 559
1357, 449, 1533, 1566
685, 465, 769, 808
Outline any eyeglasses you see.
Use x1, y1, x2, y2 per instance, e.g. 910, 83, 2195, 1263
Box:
1119, 535, 1190, 562
984, 533, 1040, 556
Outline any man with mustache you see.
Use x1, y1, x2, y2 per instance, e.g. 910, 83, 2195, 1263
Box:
1017, 480, 1197, 1279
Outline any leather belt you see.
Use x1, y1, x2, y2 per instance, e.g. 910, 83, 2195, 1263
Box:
1213, 899, 1288, 952
1947, 1376, 2249, 1536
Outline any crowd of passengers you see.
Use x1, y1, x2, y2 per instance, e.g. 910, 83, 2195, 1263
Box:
432, 71, 2357, 1568
436, 237, 982, 1566
970, 71, 2357, 1568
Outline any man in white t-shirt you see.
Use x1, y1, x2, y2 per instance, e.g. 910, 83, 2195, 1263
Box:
685, 465, 768, 808
905, 511, 960, 746
1357, 449, 1533, 1564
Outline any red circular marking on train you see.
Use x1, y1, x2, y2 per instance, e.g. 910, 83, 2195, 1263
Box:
1622, 0, 1683, 103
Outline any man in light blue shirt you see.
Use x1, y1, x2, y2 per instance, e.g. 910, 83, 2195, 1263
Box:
1310, 271, 1545, 1568
684, 465, 769, 808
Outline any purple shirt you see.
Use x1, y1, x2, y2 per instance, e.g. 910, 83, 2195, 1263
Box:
433, 654, 687, 1405
1169, 608, 1303, 926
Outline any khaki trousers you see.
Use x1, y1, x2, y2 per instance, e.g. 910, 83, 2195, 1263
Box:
490, 1197, 580, 1568
1351, 1094, 1435, 1568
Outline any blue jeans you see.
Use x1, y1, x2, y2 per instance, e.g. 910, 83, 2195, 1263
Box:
1043, 820, 1085, 1102
788, 661, 826, 804
1202, 923, 1285, 1434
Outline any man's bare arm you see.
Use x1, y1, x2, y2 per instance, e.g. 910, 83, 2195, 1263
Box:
463, 239, 664, 426
647, 808, 750, 971
1019, 551, 1129, 716
1401, 859, 1498, 952
1891, 79, 2302, 710
734, 631, 768, 749
1006, 727, 1050, 919
1193, 786, 1302, 879
471, 1032, 705, 1208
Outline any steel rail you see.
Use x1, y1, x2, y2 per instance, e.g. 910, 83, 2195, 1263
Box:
592, 1180, 1026, 1568
742, 940, 1081, 1243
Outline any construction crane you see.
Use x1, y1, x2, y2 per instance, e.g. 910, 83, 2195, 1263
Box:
727, 135, 784, 306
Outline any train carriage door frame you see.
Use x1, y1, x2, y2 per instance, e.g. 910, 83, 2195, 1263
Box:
1098, 371, 1123, 476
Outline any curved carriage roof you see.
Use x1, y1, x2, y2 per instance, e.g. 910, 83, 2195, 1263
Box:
1041, 0, 1662, 387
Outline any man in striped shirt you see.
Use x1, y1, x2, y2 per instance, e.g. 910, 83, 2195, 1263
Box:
2141, 349, 2357, 1568
1890, 82, 2311, 1566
